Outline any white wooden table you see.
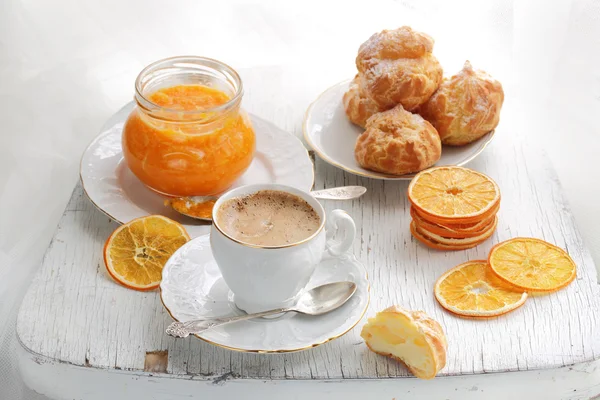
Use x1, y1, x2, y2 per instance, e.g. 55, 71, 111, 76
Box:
16, 91, 600, 398
6, 0, 600, 398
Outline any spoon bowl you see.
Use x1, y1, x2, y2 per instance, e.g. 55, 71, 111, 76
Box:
295, 281, 357, 315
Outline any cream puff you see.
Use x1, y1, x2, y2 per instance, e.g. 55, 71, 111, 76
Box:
361, 305, 447, 380
356, 26, 443, 111
419, 61, 504, 146
343, 75, 385, 128
355, 104, 441, 175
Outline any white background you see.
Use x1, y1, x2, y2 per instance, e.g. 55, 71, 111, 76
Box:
1, 0, 599, 398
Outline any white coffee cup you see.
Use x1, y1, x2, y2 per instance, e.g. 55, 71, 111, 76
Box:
210, 183, 356, 314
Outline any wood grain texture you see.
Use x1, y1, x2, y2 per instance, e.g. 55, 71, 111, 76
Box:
15, 69, 600, 380
16, 129, 600, 380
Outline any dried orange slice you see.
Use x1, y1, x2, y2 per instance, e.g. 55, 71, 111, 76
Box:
435, 260, 527, 317
410, 221, 484, 251
414, 217, 497, 246
411, 207, 496, 239
408, 166, 500, 224
488, 238, 576, 292
411, 204, 499, 232
103, 215, 190, 291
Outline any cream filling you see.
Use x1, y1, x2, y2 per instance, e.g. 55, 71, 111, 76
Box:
363, 317, 435, 376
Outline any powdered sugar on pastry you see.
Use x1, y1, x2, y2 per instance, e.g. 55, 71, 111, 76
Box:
357, 27, 434, 66
343, 75, 385, 128
419, 60, 504, 146
354, 104, 441, 175
356, 26, 443, 111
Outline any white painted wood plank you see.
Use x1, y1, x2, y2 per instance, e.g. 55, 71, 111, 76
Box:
16, 344, 600, 400
16, 123, 600, 380
15, 68, 600, 380
19, 340, 600, 400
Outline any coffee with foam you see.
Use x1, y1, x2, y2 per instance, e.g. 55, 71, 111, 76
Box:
216, 190, 321, 246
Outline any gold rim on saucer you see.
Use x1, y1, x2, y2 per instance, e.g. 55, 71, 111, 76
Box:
159, 249, 370, 354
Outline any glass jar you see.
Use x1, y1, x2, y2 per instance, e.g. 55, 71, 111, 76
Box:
122, 56, 255, 197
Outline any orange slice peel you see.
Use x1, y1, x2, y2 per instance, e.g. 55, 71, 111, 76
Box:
488, 237, 576, 292
411, 204, 499, 233
411, 207, 497, 239
408, 166, 500, 251
103, 215, 190, 291
408, 166, 500, 224
414, 217, 497, 246
434, 260, 528, 317
410, 221, 485, 251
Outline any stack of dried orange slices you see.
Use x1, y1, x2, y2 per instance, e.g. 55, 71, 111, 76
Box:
434, 238, 577, 318
408, 166, 500, 250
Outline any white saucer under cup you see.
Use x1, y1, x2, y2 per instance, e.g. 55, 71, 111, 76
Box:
303, 79, 495, 180
160, 234, 370, 353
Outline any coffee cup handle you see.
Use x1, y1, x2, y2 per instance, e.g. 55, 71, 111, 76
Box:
325, 209, 356, 256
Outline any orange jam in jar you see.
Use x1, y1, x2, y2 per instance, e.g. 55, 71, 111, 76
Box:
122, 57, 255, 197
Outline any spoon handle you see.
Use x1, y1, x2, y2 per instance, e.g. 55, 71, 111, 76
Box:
166, 307, 290, 338
311, 186, 367, 200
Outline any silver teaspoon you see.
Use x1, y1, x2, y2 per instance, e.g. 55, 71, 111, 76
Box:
165, 186, 366, 221
166, 281, 357, 338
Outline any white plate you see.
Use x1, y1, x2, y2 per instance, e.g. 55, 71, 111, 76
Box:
80, 102, 314, 237
303, 79, 495, 180
160, 234, 369, 353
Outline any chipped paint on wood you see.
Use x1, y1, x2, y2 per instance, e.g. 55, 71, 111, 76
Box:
144, 351, 168, 373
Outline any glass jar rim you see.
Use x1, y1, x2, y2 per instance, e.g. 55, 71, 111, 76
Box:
134, 55, 244, 119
